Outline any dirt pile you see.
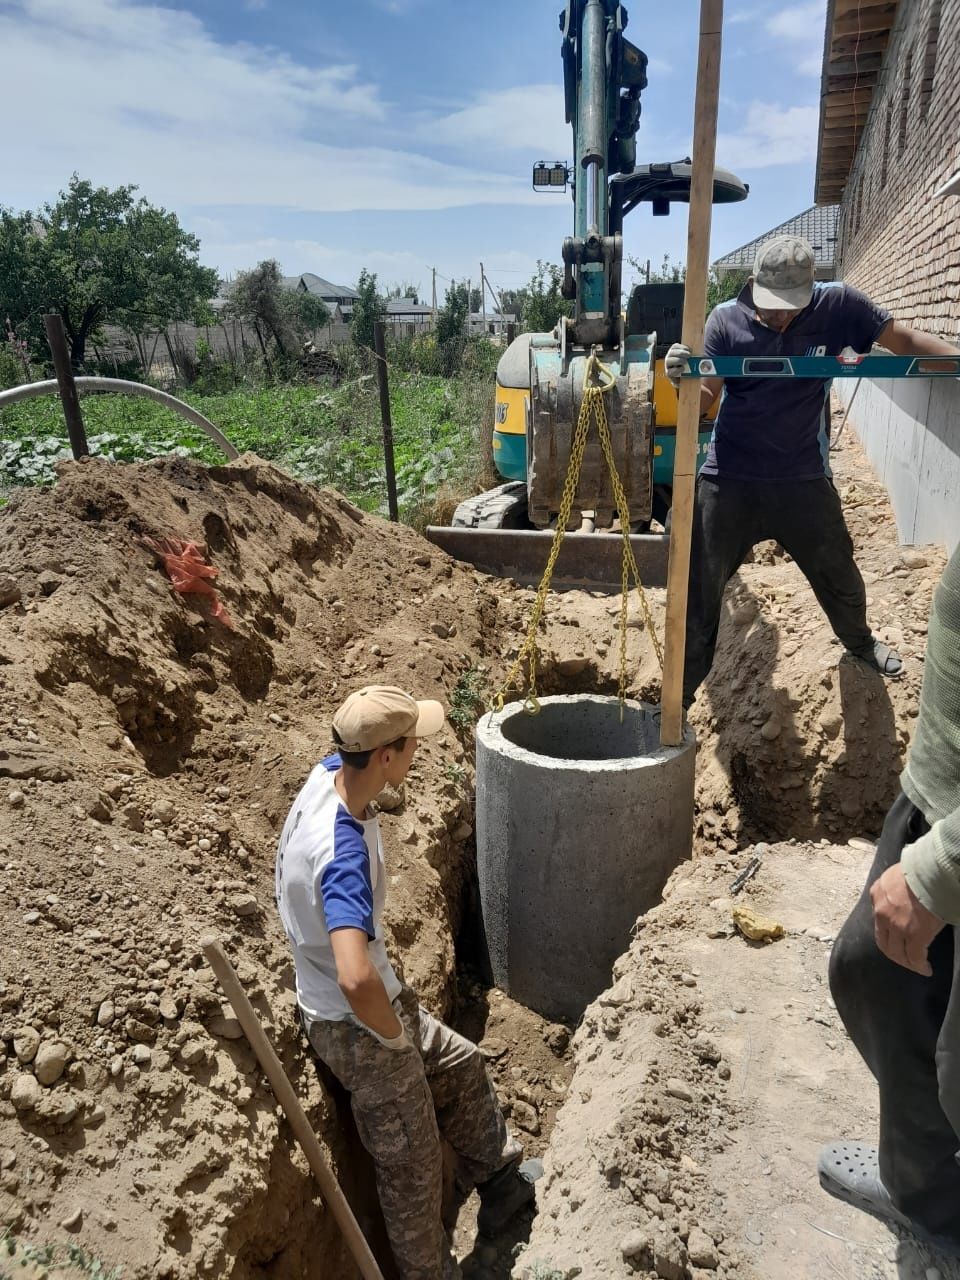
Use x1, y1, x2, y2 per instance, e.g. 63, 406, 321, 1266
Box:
514, 838, 960, 1280
689, 435, 943, 849
511, 427, 955, 1280
0, 420, 946, 1280
0, 452, 536, 1279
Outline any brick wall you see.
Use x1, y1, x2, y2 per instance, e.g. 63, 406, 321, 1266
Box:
836, 0, 960, 341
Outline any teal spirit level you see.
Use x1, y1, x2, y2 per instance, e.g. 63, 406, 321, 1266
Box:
682, 355, 960, 379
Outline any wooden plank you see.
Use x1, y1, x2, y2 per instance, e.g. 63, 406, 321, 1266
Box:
202, 938, 386, 1280
829, 33, 890, 56
833, 5, 898, 39
660, 0, 722, 748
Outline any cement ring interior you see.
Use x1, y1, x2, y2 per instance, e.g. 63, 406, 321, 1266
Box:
475, 694, 696, 1020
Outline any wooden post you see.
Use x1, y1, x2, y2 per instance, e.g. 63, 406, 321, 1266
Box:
373, 321, 399, 522
43, 314, 89, 460
660, 0, 724, 746
201, 938, 385, 1280
507, 322, 517, 345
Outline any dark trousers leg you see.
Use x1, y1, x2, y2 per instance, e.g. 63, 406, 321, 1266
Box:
768, 478, 872, 653
682, 478, 760, 707
829, 790, 960, 1239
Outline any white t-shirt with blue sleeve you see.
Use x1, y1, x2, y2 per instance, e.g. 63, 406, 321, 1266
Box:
275, 754, 402, 1021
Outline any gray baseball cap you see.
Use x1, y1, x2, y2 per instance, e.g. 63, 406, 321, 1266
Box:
751, 235, 815, 311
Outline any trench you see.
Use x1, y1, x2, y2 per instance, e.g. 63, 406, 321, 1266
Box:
229, 618, 904, 1279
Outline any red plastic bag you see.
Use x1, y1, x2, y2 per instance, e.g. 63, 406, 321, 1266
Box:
142, 536, 232, 628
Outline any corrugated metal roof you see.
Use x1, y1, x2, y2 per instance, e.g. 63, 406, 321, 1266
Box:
712, 205, 840, 275
298, 273, 359, 299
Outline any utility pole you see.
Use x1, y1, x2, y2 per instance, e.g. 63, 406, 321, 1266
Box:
483, 272, 504, 339
466, 277, 471, 336
431, 267, 437, 328
480, 262, 487, 334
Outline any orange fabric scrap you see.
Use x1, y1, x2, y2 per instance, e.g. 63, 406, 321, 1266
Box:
142, 535, 232, 628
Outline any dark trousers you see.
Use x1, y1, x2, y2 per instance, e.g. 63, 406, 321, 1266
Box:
682, 476, 872, 706
830, 790, 960, 1241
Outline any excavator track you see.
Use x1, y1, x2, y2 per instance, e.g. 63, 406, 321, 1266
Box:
450, 482, 529, 530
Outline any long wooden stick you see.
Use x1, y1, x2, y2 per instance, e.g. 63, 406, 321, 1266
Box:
660, 0, 724, 746
43, 314, 89, 460
201, 937, 385, 1280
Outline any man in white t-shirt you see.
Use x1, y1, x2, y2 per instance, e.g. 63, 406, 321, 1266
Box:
276, 685, 535, 1279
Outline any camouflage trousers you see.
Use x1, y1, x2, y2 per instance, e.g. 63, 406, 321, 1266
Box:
306, 985, 522, 1280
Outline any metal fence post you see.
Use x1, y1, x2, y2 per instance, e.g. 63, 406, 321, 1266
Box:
43, 314, 89, 459
373, 321, 399, 521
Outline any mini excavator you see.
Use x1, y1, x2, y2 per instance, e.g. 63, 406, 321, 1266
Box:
426, 0, 747, 587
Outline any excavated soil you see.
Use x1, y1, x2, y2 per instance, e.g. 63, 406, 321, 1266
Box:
0, 418, 949, 1280
514, 838, 960, 1280
0, 451, 567, 1279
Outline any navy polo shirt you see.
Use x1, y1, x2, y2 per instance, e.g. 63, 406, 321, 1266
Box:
700, 282, 891, 482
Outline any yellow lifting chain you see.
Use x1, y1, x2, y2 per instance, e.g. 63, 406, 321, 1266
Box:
492, 350, 664, 718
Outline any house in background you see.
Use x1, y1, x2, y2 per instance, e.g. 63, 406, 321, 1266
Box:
712, 205, 839, 281
281, 273, 359, 323
815, 0, 960, 551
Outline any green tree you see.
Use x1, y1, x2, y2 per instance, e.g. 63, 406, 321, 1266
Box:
516, 261, 573, 334
351, 268, 386, 351
226, 260, 329, 358
0, 175, 219, 367
435, 281, 470, 376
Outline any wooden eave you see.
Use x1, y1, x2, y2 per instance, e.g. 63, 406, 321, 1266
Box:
815, 0, 899, 204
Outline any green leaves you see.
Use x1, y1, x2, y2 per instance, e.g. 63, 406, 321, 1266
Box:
1, 174, 219, 366
0, 361, 490, 527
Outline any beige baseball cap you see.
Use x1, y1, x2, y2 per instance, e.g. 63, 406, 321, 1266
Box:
751, 234, 816, 311
332, 685, 445, 753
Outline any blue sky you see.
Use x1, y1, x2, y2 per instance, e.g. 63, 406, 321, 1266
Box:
1, 0, 826, 300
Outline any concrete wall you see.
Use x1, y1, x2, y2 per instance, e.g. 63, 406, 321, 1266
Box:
837, 376, 960, 553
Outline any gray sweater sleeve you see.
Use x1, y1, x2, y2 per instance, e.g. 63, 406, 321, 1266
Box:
902, 812, 960, 923
899, 544, 960, 921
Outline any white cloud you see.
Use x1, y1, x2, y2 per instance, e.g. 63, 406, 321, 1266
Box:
428, 85, 572, 158
717, 101, 819, 169
765, 2, 825, 77
0, 0, 540, 215
728, 6, 764, 23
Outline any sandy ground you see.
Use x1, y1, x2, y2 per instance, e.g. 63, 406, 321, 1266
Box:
514, 839, 960, 1280
0, 420, 954, 1280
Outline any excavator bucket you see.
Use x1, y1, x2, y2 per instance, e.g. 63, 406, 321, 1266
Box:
424, 526, 669, 591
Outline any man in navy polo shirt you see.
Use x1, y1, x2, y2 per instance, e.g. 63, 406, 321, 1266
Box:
666, 235, 959, 709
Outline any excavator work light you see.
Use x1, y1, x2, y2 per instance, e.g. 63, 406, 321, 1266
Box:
533, 162, 569, 191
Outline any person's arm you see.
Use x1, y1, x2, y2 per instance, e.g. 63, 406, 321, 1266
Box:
665, 299, 726, 411
900, 804, 960, 925
873, 803, 960, 976
699, 375, 723, 412
870, 860, 947, 977
320, 811, 407, 1046
329, 927, 406, 1041
875, 320, 960, 358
